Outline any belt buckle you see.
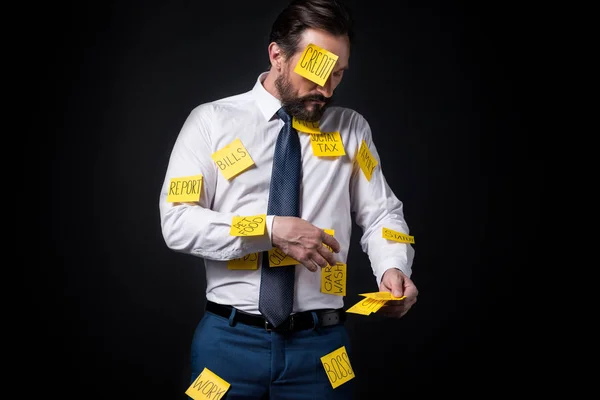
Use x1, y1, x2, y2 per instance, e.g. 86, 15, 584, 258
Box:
264, 317, 294, 332
264, 320, 273, 332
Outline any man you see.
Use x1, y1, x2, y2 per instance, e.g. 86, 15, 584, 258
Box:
159, 0, 417, 398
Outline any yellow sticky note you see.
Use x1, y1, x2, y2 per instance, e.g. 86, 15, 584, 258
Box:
293, 117, 321, 134
185, 367, 230, 400
311, 132, 346, 157
227, 252, 259, 270
320, 346, 355, 389
359, 291, 406, 301
346, 297, 387, 315
382, 227, 415, 244
167, 174, 203, 203
211, 138, 255, 180
357, 140, 378, 181
322, 228, 335, 252
321, 262, 346, 296
294, 43, 339, 87
230, 214, 266, 237
268, 247, 299, 267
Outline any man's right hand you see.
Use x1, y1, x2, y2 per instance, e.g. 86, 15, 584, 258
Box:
271, 216, 340, 272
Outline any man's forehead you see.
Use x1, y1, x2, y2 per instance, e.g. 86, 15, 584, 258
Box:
295, 29, 350, 67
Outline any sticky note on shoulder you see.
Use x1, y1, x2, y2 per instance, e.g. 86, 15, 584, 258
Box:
382, 227, 415, 244
211, 138, 255, 180
357, 140, 378, 181
185, 367, 230, 400
167, 174, 203, 203
320, 346, 355, 389
294, 43, 338, 86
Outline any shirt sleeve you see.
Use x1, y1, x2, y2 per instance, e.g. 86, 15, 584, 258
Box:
158, 105, 274, 261
349, 113, 415, 287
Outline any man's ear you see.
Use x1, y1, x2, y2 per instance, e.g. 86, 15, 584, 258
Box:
268, 42, 285, 72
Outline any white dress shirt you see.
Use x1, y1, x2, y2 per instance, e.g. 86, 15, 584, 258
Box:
158, 72, 414, 314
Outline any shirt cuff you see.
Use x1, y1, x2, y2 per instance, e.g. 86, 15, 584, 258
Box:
266, 215, 275, 246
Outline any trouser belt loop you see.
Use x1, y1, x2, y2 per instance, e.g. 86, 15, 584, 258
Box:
310, 311, 319, 331
228, 308, 237, 327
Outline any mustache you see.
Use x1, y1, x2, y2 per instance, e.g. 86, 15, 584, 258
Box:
300, 94, 330, 103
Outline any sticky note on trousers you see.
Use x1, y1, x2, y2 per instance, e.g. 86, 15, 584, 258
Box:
294, 43, 338, 87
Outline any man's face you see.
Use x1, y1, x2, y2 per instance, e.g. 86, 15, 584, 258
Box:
276, 28, 350, 122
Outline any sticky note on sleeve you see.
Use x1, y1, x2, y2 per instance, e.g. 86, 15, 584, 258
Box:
227, 253, 259, 270
382, 227, 415, 244
357, 140, 378, 181
230, 214, 266, 237
185, 367, 230, 400
294, 43, 338, 87
167, 174, 203, 203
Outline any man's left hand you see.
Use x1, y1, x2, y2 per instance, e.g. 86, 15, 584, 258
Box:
377, 268, 418, 318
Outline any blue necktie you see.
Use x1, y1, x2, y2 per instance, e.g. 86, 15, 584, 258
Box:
258, 107, 302, 328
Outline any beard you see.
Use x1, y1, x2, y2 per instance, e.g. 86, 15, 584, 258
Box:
275, 72, 333, 122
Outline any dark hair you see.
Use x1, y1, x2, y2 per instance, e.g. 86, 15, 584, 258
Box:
269, 0, 354, 59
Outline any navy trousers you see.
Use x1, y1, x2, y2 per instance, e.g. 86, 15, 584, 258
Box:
188, 309, 355, 399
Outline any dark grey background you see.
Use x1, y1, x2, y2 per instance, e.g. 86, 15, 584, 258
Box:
37, 0, 544, 398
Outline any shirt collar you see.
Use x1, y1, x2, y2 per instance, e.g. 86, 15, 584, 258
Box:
252, 71, 283, 122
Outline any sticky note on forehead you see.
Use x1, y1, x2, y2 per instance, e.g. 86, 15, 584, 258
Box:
294, 43, 338, 87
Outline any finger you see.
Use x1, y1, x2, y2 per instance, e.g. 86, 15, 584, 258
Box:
377, 304, 406, 318
391, 277, 404, 298
317, 245, 338, 267
301, 259, 318, 272
312, 253, 329, 269
321, 232, 340, 253
385, 298, 406, 306
403, 283, 419, 300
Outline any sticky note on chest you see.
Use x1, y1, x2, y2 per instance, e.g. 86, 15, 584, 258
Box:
311, 132, 346, 157
321, 262, 346, 296
167, 174, 203, 203
294, 43, 338, 87
268, 247, 299, 267
293, 117, 321, 134
211, 138, 255, 180
320, 346, 355, 389
185, 367, 230, 400
357, 140, 378, 181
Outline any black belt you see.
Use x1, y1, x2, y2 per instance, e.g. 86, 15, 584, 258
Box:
205, 301, 346, 332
